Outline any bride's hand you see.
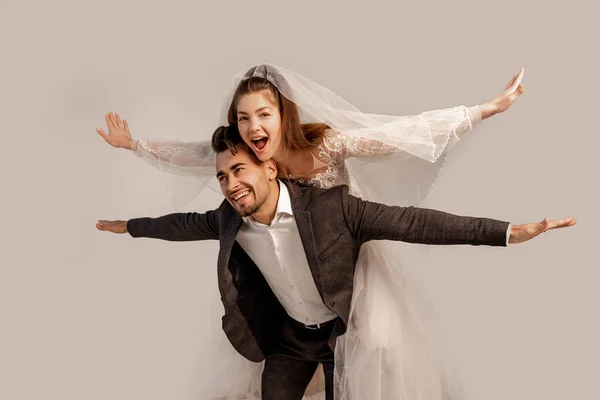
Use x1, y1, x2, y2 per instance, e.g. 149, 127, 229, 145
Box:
480, 67, 525, 119
96, 112, 135, 150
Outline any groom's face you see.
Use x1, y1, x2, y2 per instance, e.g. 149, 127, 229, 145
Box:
215, 145, 277, 217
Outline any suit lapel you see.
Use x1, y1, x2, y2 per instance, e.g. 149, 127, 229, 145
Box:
217, 210, 243, 304
285, 181, 326, 298
220, 211, 243, 256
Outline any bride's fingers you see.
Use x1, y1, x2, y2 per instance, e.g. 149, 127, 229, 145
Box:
506, 76, 520, 93
107, 112, 115, 129
510, 68, 525, 91
110, 112, 121, 130
513, 69, 525, 86
116, 113, 123, 128
123, 119, 130, 133
504, 68, 525, 92
110, 112, 118, 128
105, 113, 114, 131
505, 70, 521, 88
504, 74, 517, 90
96, 127, 112, 143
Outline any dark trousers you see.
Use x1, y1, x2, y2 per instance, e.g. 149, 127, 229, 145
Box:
262, 314, 336, 400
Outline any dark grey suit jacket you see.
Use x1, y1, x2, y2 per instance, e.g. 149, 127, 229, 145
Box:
127, 180, 509, 362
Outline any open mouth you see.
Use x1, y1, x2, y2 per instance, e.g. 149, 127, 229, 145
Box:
231, 189, 251, 203
251, 137, 268, 151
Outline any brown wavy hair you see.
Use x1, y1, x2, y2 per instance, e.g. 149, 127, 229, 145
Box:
226, 76, 330, 152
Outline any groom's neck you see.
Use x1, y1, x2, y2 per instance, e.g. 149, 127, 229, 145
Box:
250, 180, 280, 226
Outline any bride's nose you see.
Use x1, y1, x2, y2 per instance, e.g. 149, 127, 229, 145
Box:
249, 118, 261, 132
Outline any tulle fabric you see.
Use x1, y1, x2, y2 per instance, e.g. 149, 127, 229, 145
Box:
131, 63, 482, 399
329, 175, 463, 400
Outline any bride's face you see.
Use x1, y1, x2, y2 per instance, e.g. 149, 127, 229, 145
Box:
235, 91, 283, 161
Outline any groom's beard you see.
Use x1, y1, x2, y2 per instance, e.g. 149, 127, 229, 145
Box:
237, 203, 260, 217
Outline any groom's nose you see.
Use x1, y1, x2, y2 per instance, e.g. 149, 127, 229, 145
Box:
227, 176, 240, 193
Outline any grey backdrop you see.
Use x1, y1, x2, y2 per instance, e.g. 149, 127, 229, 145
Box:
0, 0, 597, 399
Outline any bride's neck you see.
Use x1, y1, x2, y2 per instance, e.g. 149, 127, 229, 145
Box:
273, 148, 316, 177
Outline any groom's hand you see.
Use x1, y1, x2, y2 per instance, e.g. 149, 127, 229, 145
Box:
96, 220, 128, 234
509, 217, 576, 244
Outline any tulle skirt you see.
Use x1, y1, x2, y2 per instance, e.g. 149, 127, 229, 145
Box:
333, 240, 463, 400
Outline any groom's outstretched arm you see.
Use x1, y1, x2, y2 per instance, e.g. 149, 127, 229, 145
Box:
96, 209, 221, 241
341, 187, 574, 246
346, 199, 509, 247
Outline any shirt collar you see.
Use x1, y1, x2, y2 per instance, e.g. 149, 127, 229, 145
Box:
242, 180, 293, 224
275, 180, 293, 216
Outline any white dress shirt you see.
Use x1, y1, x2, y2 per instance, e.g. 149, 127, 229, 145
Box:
235, 181, 337, 325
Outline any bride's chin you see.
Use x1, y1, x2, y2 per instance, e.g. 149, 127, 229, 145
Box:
256, 153, 270, 161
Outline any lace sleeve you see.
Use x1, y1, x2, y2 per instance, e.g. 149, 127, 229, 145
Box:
321, 105, 480, 163
132, 138, 216, 178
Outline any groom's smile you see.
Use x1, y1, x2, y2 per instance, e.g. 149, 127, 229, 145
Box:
230, 187, 255, 210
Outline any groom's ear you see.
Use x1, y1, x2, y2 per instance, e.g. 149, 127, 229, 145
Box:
265, 159, 278, 180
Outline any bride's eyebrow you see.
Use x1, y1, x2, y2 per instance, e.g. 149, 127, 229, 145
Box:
237, 106, 272, 115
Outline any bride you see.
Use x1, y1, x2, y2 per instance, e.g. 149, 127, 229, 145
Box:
97, 64, 524, 399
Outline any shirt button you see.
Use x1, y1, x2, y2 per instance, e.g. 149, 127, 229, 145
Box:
291, 285, 295, 289
298, 301, 303, 305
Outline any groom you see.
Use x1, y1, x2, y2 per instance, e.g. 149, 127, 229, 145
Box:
97, 125, 575, 400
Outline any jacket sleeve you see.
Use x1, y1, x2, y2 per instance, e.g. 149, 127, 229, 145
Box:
126, 208, 220, 241
341, 186, 509, 247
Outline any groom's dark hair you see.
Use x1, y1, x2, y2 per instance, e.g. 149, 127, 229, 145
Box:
211, 124, 256, 160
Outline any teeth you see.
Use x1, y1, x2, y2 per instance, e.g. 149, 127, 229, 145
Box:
233, 190, 250, 201
252, 137, 267, 142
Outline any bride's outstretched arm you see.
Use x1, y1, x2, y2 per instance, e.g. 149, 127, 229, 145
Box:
321, 104, 477, 164
96, 112, 215, 177
437, 67, 525, 126
319, 68, 525, 163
